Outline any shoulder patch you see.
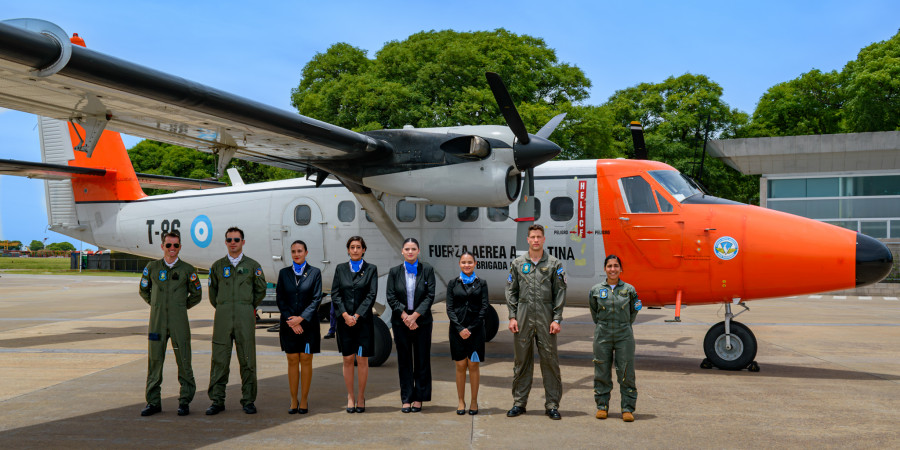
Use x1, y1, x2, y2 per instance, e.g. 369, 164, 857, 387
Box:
190, 273, 198, 281
255, 267, 263, 277
140, 278, 149, 288
507, 274, 513, 284
142, 267, 149, 277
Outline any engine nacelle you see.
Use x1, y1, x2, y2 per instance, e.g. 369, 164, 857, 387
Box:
361, 157, 522, 207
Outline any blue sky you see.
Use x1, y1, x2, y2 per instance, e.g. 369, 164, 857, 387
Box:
1, 0, 898, 249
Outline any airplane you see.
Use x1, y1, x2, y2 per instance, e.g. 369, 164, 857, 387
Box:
0, 19, 893, 370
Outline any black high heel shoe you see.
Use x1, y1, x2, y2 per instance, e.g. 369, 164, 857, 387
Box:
456, 403, 466, 415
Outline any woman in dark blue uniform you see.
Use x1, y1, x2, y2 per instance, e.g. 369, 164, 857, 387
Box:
331, 236, 378, 413
386, 237, 435, 413
276, 240, 322, 414
446, 251, 489, 415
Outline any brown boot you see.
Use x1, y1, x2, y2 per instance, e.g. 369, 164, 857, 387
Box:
622, 411, 635, 422
595, 409, 608, 420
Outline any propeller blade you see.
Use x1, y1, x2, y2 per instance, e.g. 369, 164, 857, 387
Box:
486, 72, 530, 144
515, 168, 536, 257
629, 121, 648, 160
535, 113, 567, 139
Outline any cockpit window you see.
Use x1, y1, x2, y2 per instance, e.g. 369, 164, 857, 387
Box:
648, 170, 702, 202
619, 176, 658, 213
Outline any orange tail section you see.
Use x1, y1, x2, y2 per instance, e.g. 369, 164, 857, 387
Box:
66, 33, 145, 202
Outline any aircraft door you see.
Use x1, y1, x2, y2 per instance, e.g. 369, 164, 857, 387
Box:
615, 175, 682, 269
281, 198, 327, 270
543, 177, 597, 279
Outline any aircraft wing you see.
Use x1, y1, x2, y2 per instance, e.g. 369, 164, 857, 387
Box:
0, 158, 226, 191
0, 21, 387, 172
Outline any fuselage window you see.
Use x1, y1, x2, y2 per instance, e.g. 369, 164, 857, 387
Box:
364, 200, 385, 222
294, 205, 311, 226
396, 200, 417, 222
457, 206, 479, 222
487, 206, 510, 222
620, 176, 659, 213
655, 191, 673, 212
549, 197, 574, 221
534, 198, 542, 221
425, 204, 446, 222
337, 200, 356, 222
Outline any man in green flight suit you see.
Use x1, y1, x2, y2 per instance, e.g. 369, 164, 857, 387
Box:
505, 224, 567, 420
205, 227, 267, 415
138, 230, 203, 417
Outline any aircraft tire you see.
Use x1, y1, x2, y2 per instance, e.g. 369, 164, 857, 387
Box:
485, 306, 500, 342
369, 318, 393, 367
702, 321, 757, 371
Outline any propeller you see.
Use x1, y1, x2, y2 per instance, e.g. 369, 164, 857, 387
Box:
485, 72, 566, 256
629, 121, 648, 160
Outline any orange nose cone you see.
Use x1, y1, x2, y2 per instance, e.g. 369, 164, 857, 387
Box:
70, 33, 86, 47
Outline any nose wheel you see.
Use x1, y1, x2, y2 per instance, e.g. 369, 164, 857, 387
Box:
701, 302, 760, 371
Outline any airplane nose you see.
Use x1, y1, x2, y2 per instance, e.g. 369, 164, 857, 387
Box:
856, 233, 894, 286
513, 134, 561, 171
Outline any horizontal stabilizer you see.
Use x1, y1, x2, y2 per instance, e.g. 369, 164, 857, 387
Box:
0, 158, 225, 191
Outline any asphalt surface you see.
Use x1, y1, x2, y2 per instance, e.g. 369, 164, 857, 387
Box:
0, 273, 898, 448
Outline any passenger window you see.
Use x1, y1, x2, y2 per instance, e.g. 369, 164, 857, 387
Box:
294, 205, 311, 225
550, 197, 574, 221
487, 206, 510, 222
655, 191, 673, 213
620, 176, 659, 213
337, 201, 355, 222
364, 200, 385, 222
425, 204, 445, 222
396, 200, 416, 222
457, 207, 479, 222
534, 198, 542, 221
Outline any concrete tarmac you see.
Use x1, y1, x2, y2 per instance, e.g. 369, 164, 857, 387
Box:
0, 273, 898, 448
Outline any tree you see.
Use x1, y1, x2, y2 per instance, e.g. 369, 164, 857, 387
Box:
843, 30, 900, 132
45, 242, 75, 252
602, 74, 758, 204
746, 69, 844, 137
29, 240, 44, 251
128, 140, 296, 195
290, 29, 617, 159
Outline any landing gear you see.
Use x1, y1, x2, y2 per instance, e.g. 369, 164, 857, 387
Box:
484, 306, 500, 342
701, 302, 759, 371
370, 318, 393, 367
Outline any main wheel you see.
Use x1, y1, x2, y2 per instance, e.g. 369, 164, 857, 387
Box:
484, 306, 500, 342
702, 321, 757, 370
369, 318, 392, 367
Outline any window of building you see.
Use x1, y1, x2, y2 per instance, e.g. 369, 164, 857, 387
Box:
860, 221, 888, 239
550, 197, 574, 221
337, 201, 355, 222
843, 175, 900, 197
425, 204, 445, 222
619, 176, 658, 213
294, 205, 311, 225
396, 200, 416, 222
487, 206, 510, 222
457, 207, 479, 222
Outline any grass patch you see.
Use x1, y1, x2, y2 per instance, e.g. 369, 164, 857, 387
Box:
0, 257, 71, 271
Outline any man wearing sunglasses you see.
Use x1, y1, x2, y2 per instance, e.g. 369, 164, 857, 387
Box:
138, 230, 203, 417
206, 227, 268, 415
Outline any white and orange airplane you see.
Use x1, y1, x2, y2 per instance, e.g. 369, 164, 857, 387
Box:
0, 19, 893, 369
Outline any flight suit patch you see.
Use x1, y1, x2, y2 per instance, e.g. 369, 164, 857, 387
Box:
223, 266, 232, 278
600, 289, 608, 299
159, 270, 167, 281
142, 267, 149, 276
522, 263, 533, 274
507, 274, 513, 284
635, 299, 642, 311
190, 273, 198, 281
140, 278, 149, 288
255, 267, 262, 277
237, 267, 246, 275
556, 267, 566, 283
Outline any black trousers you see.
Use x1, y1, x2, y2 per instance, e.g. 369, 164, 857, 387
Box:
392, 318, 433, 403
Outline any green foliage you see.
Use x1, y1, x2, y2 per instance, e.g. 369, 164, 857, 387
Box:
843, 30, 900, 132
748, 30, 900, 136
0, 240, 23, 250
289, 29, 610, 158
127, 140, 297, 195
28, 240, 44, 251
602, 74, 758, 203
45, 242, 75, 252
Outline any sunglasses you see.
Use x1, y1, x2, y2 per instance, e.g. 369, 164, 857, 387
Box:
165, 243, 180, 248
226, 238, 242, 243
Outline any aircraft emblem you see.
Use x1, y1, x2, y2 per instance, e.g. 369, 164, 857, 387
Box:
714, 236, 739, 261
191, 215, 213, 248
